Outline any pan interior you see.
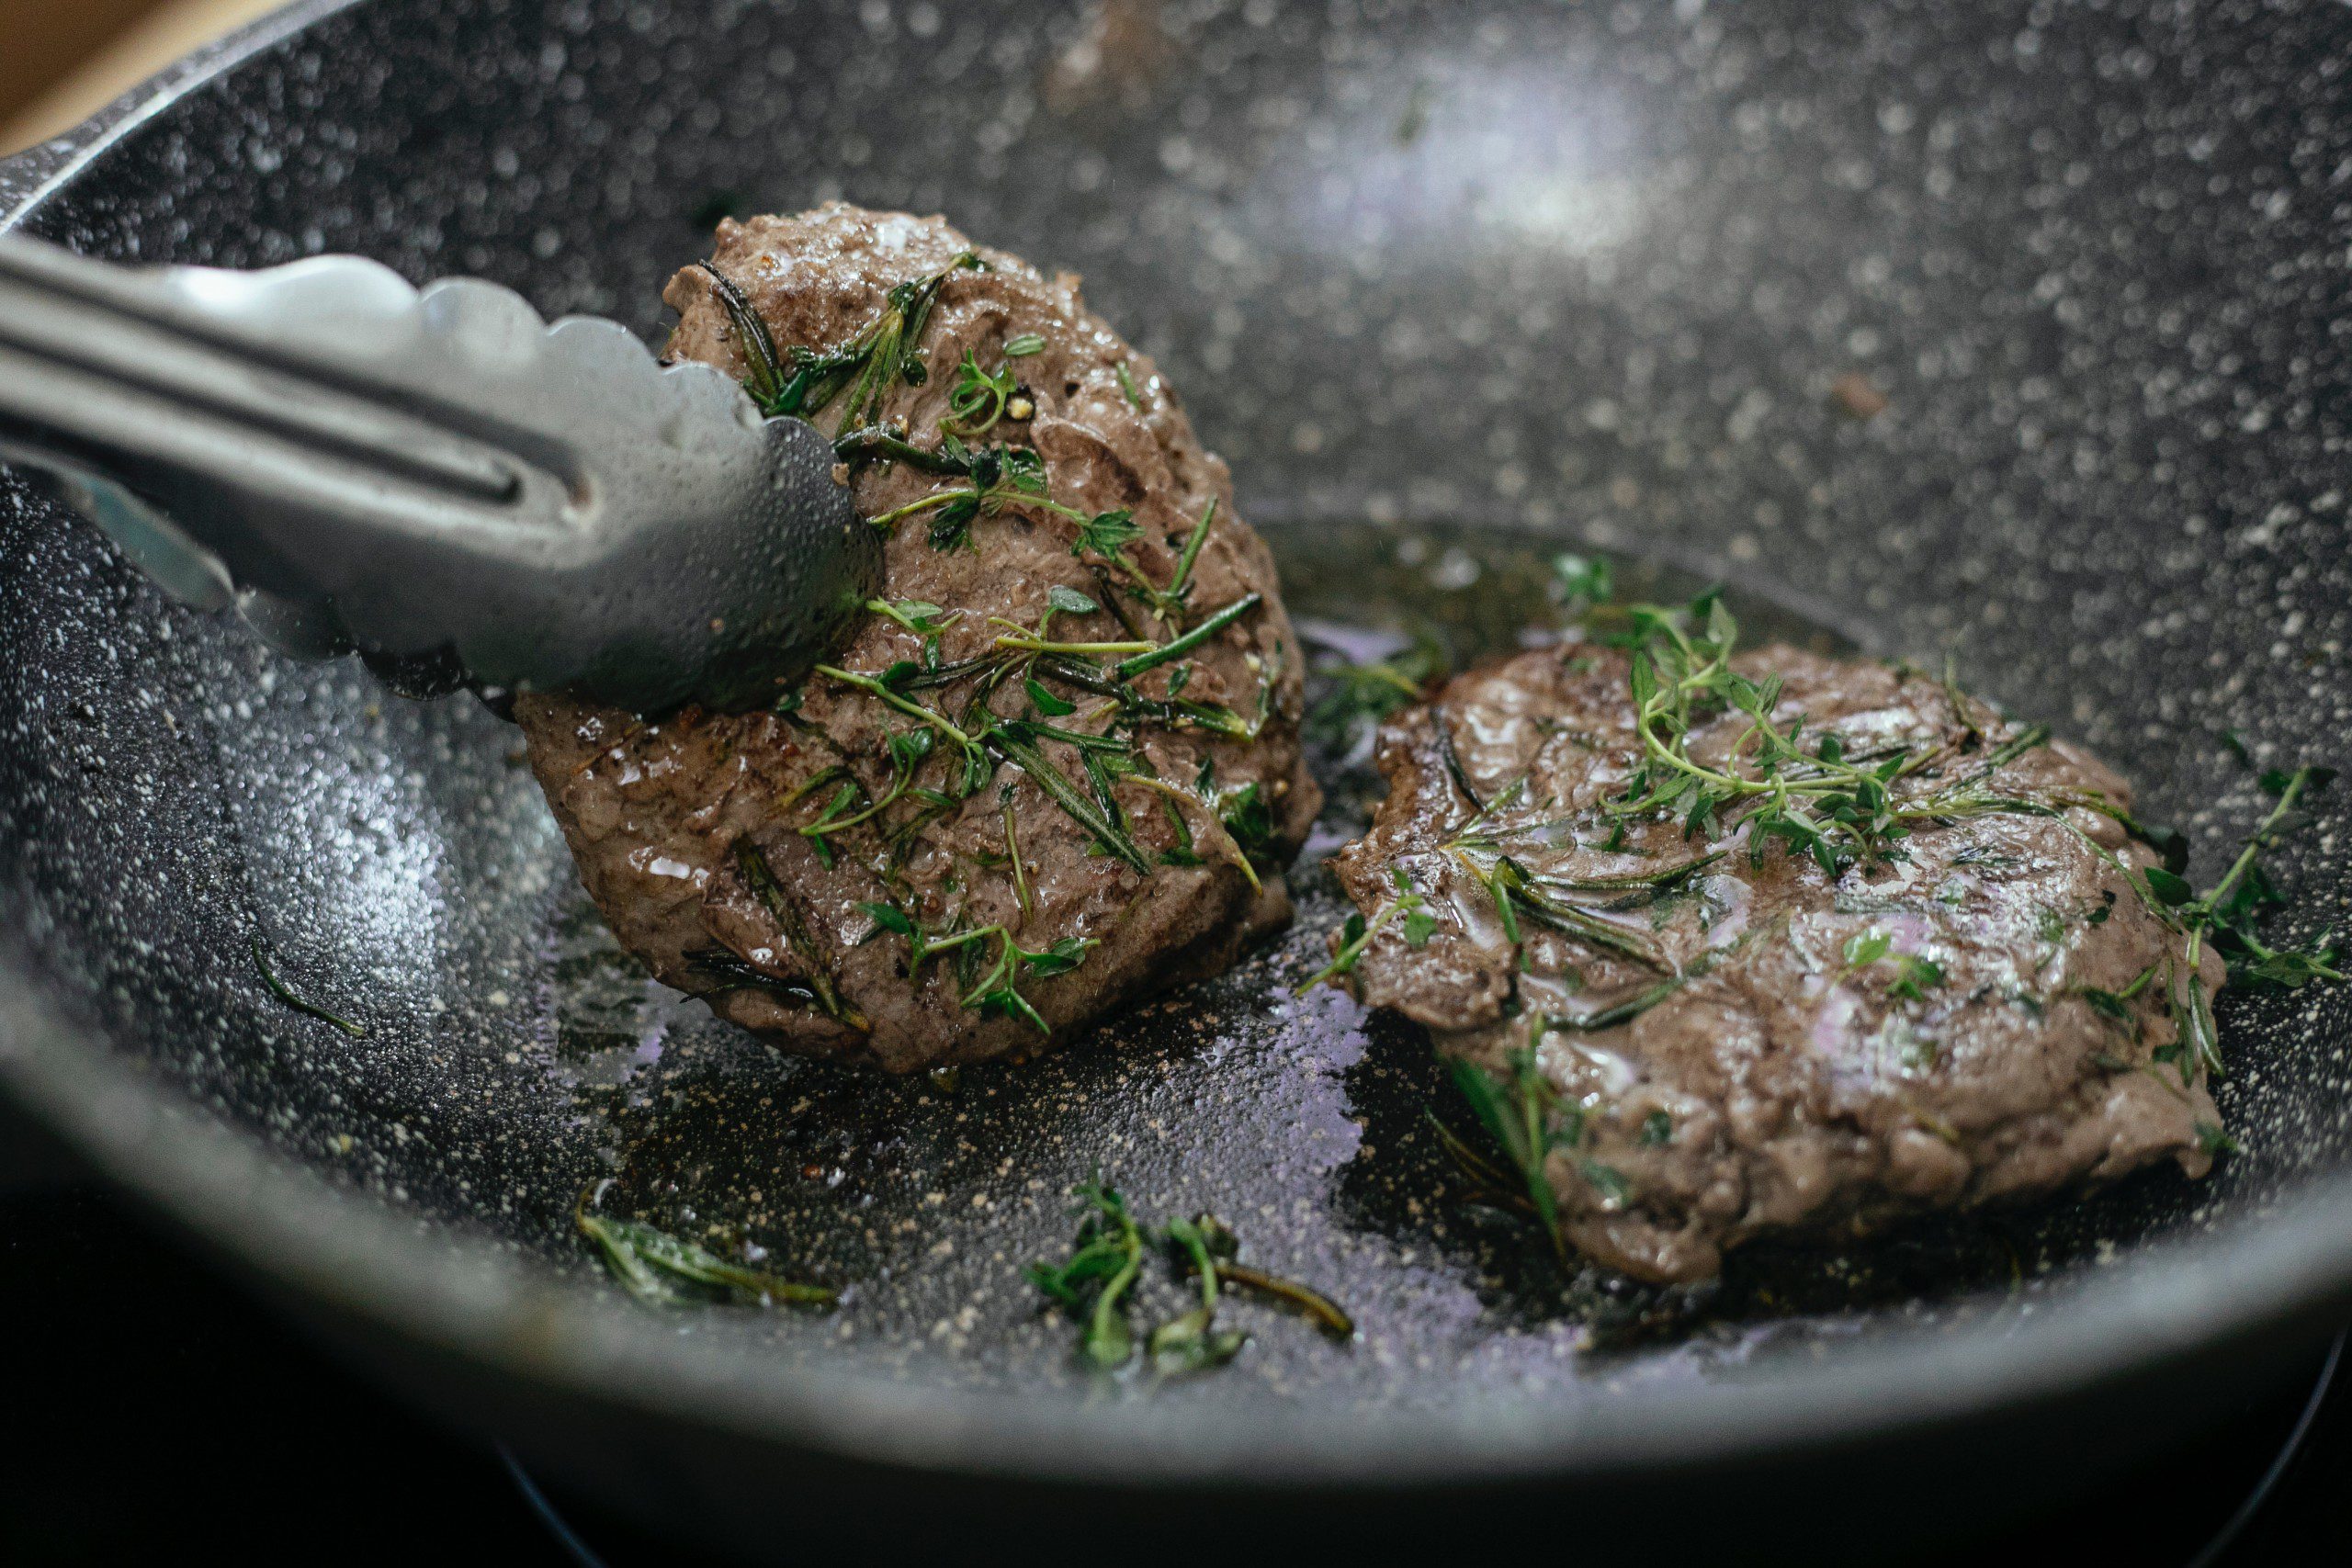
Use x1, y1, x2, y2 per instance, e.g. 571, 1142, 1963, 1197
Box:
5, 0, 2352, 1424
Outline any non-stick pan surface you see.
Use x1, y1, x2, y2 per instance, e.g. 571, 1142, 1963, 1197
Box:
6, 0, 2352, 1554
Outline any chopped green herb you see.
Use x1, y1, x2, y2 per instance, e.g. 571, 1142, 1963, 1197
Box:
1025, 1179, 1147, 1369
693, 252, 981, 427
576, 1187, 833, 1308
251, 935, 366, 1038
1030, 1181, 1351, 1373
2195, 1121, 2240, 1156
1306, 636, 1447, 753
1552, 551, 1613, 612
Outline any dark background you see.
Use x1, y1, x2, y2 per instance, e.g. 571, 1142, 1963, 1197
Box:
3, 1094, 2346, 1565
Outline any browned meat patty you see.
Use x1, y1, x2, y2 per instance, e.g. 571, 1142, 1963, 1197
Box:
516, 204, 1318, 1073
1329, 629, 2222, 1283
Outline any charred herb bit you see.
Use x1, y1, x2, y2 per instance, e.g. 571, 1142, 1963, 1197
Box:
576, 1185, 834, 1308
250, 935, 367, 1038
1026, 1179, 1148, 1370
682, 945, 831, 1008
732, 840, 869, 1031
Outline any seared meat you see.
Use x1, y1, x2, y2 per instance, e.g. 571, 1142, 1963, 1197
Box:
517, 204, 1317, 1073
1329, 633, 2221, 1283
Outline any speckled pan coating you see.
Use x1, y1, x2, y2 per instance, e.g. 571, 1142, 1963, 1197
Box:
3, 0, 2351, 1544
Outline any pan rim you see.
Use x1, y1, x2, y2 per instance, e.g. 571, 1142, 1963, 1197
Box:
5, 0, 2352, 1492
5, 957, 2352, 1488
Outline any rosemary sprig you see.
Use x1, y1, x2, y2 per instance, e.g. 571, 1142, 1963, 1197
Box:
733, 840, 868, 1030
1113, 592, 1261, 680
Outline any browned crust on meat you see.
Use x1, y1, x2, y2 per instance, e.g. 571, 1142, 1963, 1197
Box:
1330, 643, 2220, 1282
516, 204, 1317, 1072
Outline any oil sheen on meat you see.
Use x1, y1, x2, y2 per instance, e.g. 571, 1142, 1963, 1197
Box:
1329, 643, 2221, 1283
516, 205, 1317, 1072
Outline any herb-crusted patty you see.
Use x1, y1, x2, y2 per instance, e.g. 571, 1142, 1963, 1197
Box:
517, 204, 1317, 1072
1327, 607, 2223, 1282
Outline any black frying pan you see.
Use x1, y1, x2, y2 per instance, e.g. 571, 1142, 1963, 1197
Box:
6, 0, 2352, 1556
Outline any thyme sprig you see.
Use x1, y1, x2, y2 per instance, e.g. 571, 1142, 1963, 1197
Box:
1026, 1180, 1352, 1373
2170, 765, 2343, 991
1025, 1179, 1148, 1369
576, 1185, 834, 1308
692, 252, 982, 426
855, 900, 1094, 1033
940, 334, 1042, 437
1297, 874, 1430, 995
1603, 592, 2050, 874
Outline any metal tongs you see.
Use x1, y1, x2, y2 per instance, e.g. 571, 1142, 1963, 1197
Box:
0, 232, 878, 713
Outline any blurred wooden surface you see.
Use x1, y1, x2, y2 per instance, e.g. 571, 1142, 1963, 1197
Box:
1, 0, 285, 154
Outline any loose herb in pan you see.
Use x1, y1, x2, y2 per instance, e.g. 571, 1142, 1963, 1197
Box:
250, 934, 366, 1038
576, 1185, 834, 1308
1027, 1179, 1352, 1373
1305, 634, 1447, 753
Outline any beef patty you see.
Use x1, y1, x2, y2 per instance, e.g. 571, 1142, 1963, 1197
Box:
1328, 614, 2221, 1282
517, 204, 1317, 1073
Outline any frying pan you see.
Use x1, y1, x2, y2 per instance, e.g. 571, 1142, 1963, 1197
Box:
6, 0, 2352, 1556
